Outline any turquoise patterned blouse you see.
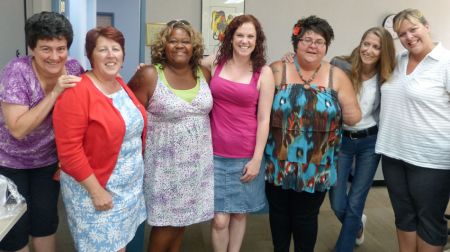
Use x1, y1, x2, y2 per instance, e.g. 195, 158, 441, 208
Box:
264, 62, 342, 193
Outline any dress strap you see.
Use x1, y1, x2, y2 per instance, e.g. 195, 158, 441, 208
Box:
281, 62, 287, 85
328, 65, 335, 89
213, 61, 225, 78
154, 63, 164, 75
250, 68, 262, 87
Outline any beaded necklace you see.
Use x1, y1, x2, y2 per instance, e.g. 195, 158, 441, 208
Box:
294, 57, 321, 85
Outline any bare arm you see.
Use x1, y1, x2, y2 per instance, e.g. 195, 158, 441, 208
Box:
79, 174, 113, 211
200, 54, 216, 73
333, 67, 361, 125
241, 66, 275, 183
269, 60, 283, 86
128, 65, 158, 108
2, 74, 81, 139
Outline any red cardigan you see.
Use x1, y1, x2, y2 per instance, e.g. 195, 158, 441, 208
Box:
53, 73, 148, 187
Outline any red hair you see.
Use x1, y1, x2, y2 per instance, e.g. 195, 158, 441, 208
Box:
85, 26, 125, 67
215, 14, 266, 72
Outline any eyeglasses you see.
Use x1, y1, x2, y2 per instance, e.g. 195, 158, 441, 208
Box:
299, 38, 326, 48
167, 19, 190, 27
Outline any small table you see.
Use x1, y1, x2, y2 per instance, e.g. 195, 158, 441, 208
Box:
0, 203, 27, 241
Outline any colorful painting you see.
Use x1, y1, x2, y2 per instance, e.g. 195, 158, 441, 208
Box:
202, 0, 245, 55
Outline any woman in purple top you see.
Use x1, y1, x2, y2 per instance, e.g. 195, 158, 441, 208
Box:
0, 12, 82, 252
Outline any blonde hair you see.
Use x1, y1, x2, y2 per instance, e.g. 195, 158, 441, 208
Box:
150, 22, 204, 79
393, 8, 428, 33
336, 27, 396, 94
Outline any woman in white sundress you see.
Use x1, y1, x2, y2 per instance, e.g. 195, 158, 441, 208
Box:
53, 26, 147, 252
129, 20, 213, 252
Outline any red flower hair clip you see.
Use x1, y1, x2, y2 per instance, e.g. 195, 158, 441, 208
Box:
293, 26, 301, 36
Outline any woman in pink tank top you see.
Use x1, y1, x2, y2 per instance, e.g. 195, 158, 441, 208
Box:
202, 14, 275, 252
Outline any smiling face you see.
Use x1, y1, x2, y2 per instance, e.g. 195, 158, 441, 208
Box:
296, 30, 327, 64
359, 32, 381, 68
397, 18, 433, 56
31, 38, 68, 78
91, 36, 124, 79
232, 22, 256, 58
165, 28, 193, 66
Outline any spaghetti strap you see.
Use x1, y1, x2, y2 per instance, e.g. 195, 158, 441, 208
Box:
328, 65, 334, 89
281, 62, 287, 85
213, 61, 225, 78
250, 69, 261, 87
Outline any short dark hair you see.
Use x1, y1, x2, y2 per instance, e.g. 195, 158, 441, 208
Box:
291, 15, 334, 52
25, 11, 73, 50
85, 26, 125, 67
215, 14, 267, 72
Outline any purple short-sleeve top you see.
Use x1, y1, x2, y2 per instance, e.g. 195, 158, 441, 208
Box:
0, 56, 84, 169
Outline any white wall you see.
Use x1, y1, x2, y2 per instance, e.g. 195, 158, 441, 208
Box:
31, 0, 51, 13
146, 0, 450, 63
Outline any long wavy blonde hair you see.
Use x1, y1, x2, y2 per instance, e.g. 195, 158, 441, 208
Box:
336, 27, 396, 94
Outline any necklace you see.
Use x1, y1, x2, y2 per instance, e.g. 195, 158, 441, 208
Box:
89, 71, 120, 95
294, 58, 321, 85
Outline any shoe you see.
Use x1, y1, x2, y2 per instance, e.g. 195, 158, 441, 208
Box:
355, 214, 367, 246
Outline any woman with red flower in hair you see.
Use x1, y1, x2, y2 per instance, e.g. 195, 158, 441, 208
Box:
264, 15, 361, 252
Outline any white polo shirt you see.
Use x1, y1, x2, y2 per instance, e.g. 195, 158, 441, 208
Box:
375, 43, 450, 170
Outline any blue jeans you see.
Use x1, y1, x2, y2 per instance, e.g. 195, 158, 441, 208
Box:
329, 134, 380, 252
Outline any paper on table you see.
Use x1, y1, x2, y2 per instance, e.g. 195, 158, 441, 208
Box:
0, 175, 25, 220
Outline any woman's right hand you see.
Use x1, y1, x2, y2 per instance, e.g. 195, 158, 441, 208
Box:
90, 187, 113, 211
52, 74, 81, 97
281, 52, 295, 63
80, 175, 113, 211
136, 63, 148, 70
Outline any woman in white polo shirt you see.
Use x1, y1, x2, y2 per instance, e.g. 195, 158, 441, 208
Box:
375, 8, 450, 252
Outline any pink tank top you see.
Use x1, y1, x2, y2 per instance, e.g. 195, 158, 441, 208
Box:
210, 62, 261, 158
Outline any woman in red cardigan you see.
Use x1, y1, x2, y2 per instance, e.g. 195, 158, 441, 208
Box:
53, 26, 147, 252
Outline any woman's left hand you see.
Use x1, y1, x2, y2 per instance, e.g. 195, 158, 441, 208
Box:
240, 158, 261, 183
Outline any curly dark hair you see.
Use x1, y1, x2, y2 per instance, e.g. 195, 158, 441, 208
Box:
291, 15, 334, 53
25, 11, 73, 50
150, 21, 204, 79
215, 14, 267, 73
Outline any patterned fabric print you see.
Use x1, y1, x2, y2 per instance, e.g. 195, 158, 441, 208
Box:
265, 83, 342, 193
144, 67, 214, 226
61, 88, 146, 252
0, 56, 83, 169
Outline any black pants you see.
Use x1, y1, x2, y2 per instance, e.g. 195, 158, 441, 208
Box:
265, 182, 326, 252
0, 164, 60, 251
382, 155, 450, 246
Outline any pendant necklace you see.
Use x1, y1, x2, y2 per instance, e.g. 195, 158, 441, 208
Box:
294, 57, 321, 85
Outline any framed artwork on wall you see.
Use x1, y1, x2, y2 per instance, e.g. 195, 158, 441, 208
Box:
146, 22, 166, 46
201, 0, 245, 55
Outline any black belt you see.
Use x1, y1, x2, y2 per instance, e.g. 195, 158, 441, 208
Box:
343, 125, 378, 140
